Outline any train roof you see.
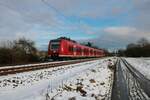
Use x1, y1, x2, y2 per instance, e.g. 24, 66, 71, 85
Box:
50, 37, 103, 51
57, 37, 76, 43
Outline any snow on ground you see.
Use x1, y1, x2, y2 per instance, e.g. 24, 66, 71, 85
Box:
125, 58, 150, 79
0, 57, 116, 100
49, 60, 114, 100
141, 58, 150, 63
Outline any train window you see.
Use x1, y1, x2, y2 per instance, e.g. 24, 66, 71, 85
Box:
51, 42, 60, 50
79, 47, 81, 52
90, 50, 93, 53
69, 45, 73, 52
87, 49, 88, 53
69, 46, 71, 51
69, 48, 71, 52
84, 49, 86, 53
84, 48, 88, 54
76, 47, 81, 52
81, 48, 83, 54
76, 47, 79, 52
73, 46, 76, 52
94, 51, 96, 55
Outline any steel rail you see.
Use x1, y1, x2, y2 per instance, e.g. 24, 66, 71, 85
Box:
0, 58, 99, 76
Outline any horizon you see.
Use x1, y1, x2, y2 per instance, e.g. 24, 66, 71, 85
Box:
0, 0, 150, 51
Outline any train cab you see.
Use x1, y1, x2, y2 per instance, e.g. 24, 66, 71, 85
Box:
48, 39, 61, 58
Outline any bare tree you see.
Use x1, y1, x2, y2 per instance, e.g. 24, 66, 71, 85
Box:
137, 38, 149, 47
0, 38, 39, 66
13, 37, 37, 55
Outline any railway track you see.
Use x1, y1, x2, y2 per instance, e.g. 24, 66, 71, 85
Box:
122, 58, 150, 98
111, 58, 129, 100
121, 58, 149, 100
112, 58, 150, 100
0, 58, 99, 76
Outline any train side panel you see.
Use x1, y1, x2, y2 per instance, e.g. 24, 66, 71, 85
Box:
48, 38, 105, 59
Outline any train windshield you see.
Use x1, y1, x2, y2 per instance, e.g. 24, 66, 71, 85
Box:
50, 41, 60, 50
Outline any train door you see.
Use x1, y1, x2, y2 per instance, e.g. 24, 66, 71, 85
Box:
73, 45, 76, 56
81, 48, 84, 56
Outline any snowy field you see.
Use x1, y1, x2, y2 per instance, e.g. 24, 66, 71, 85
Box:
125, 58, 150, 79
142, 58, 150, 63
0, 57, 116, 100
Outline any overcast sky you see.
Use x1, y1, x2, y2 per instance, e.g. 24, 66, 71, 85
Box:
0, 0, 150, 51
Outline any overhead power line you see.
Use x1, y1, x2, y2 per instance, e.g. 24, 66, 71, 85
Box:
41, 0, 67, 19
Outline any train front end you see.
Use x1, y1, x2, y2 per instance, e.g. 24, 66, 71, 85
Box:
48, 39, 61, 59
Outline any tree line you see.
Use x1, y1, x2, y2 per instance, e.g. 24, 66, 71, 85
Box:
0, 38, 46, 66
117, 38, 150, 57
0, 37, 112, 66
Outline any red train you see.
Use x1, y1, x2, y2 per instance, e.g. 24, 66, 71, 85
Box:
48, 37, 105, 60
